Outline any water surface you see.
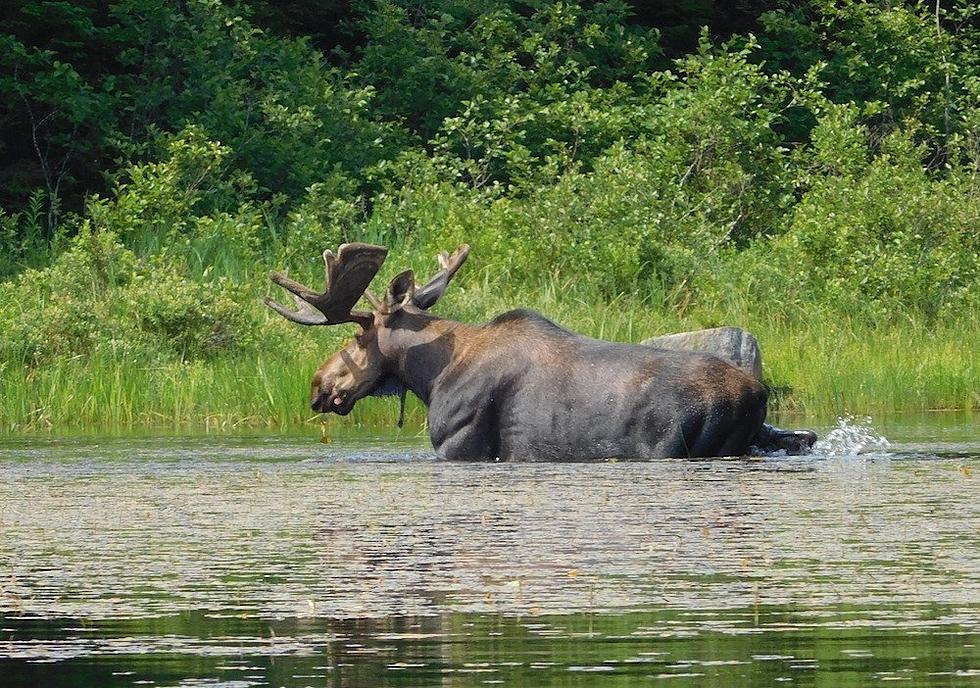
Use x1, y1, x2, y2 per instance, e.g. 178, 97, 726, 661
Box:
1, 417, 978, 686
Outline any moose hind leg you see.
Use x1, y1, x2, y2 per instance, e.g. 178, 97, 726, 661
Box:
753, 423, 818, 455
689, 414, 738, 457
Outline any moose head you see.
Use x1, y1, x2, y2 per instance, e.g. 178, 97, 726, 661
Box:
265, 243, 469, 416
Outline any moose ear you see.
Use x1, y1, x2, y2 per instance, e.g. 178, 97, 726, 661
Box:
383, 269, 416, 312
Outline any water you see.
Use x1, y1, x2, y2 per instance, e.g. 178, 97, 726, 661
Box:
1, 416, 978, 686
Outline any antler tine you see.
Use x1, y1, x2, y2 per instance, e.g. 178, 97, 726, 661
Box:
412, 244, 470, 310
263, 293, 330, 326
321, 248, 334, 283
266, 242, 388, 327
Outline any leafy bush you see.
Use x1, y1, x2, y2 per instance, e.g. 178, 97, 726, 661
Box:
89, 126, 249, 245
758, 116, 980, 318
0, 228, 260, 363
372, 35, 804, 298
1, 228, 137, 361
124, 261, 256, 360
353, 0, 661, 140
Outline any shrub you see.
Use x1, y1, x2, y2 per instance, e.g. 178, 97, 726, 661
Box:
1, 228, 137, 361
124, 261, 256, 360
764, 119, 980, 319
0, 227, 260, 363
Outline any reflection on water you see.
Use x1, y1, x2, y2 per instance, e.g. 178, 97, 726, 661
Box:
2, 608, 978, 687
1, 418, 978, 686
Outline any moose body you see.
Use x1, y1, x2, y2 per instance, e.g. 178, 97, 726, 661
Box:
266, 243, 816, 460
402, 309, 766, 460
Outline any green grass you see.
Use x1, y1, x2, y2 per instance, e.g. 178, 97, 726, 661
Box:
2, 275, 977, 434
758, 320, 980, 416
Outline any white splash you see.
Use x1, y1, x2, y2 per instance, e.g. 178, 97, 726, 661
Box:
814, 415, 891, 456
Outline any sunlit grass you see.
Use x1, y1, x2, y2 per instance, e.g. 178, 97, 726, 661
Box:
759, 320, 980, 416
2, 274, 977, 434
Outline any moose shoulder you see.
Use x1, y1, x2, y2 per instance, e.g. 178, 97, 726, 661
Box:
266, 243, 816, 460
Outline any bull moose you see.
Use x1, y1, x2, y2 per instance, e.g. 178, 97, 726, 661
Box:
266, 243, 816, 460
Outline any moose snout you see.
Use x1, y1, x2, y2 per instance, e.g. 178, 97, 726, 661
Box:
312, 388, 350, 413
311, 388, 333, 412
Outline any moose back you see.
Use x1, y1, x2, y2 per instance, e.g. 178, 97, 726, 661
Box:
266, 243, 816, 460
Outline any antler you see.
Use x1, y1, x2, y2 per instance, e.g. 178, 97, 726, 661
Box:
412, 244, 470, 310
265, 242, 388, 328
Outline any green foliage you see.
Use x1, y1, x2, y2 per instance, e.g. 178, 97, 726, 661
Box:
3, 0, 980, 431
124, 260, 256, 360
2, 228, 138, 362
637, 33, 800, 244
375, 35, 804, 297
770, 127, 980, 318
81, 126, 269, 281
760, 0, 980, 155
92, 127, 243, 240
0, 228, 260, 364
352, 0, 661, 139
0, 0, 398, 226
164, 1, 398, 203
0, 190, 57, 278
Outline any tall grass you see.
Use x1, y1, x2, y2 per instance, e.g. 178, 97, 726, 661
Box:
759, 320, 980, 416
2, 273, 977, 434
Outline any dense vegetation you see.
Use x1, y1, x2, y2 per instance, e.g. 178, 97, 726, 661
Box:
1, 0, 979, 432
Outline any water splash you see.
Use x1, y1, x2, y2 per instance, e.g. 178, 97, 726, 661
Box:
814, 415, 891, 456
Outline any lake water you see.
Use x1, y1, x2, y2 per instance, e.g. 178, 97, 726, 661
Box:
1, 415, 978, 687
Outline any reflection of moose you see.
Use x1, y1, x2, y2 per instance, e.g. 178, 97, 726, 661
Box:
266, 243, 816, 460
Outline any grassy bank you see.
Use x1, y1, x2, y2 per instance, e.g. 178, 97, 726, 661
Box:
2, 278, 977, 434
3, 1, 980, 435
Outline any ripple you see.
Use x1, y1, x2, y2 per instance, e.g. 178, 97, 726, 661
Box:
0, 431, 977, 686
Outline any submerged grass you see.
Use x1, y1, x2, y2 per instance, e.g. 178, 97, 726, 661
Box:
1, 274, 977, 434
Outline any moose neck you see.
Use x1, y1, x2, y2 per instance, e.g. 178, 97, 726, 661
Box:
381, 310, 472, 406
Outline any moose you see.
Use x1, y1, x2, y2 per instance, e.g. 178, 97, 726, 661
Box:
266, 243, 817, 460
